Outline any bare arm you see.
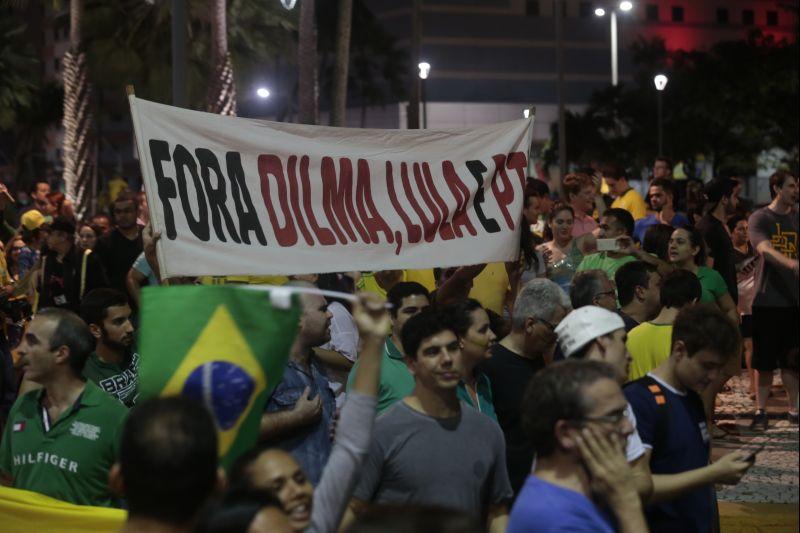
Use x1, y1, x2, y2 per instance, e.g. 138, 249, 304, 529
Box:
630, 453, 654, 503
339, 499, 367, 532
715, 292, 739, 325
436, 263, 487, 307
487, 503, 509, 533
259, 386, 321, 441
619, 237, 674, 277
648, 448, 752, 503
312, 347, 354, 372
756, 241, 800, 275
126, 268, 147, 309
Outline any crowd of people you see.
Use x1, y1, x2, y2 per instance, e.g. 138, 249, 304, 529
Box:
0, 159, 797, 533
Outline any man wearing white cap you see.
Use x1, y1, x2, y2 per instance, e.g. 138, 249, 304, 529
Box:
555, 305, 653, 500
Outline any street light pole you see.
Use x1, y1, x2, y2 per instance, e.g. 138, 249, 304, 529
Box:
555, 0, 567, 178
418, 62, 430, 129
610, 10, 618, 86
171, 0, 187, 107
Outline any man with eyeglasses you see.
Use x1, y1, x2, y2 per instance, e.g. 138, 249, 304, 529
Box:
344, 308, 512, 533
555, 306, 653, 500
508, 359, 648, 533
481, 278, 570, 497
624, 304, 755, 533
569, 270, 617, 311
94, 190, 143, 294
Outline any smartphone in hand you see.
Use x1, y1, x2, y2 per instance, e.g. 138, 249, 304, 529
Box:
597, 238, 619, 252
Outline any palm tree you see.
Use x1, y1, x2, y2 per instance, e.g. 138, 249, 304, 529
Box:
207, 0, 237, 116
297, 0, 317, 124
330, 0, 352, 127
61, 0, 97, 218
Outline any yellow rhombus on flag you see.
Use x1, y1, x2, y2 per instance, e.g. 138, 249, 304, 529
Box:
137, 285, 299, 470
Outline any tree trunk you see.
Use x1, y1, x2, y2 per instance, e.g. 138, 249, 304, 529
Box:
298, 0, 318, 125
62, 0, 97, 219
330, 0, 353, 127
206, 0, 237, 116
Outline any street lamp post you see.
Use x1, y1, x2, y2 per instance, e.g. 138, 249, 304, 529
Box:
596, 1, 633, 86
418, 62, 430, 129
654, 74, 668, 154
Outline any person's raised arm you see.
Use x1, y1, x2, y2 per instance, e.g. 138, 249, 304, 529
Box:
617, 236, 674, 278
348, 293, 391, 396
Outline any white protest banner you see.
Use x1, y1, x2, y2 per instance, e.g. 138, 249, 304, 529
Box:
128, 95, 534, 277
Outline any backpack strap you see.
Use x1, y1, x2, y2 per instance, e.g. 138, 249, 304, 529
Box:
637, 375, 671, 458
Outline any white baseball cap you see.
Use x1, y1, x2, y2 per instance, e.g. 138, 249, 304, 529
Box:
555, 306, 625, 358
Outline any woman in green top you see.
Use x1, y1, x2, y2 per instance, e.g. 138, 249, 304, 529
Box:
443, 298, 498, 420
667, 227, 738, 323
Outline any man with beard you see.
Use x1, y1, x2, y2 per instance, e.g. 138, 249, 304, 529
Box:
697, 178, 739, 303
261, 282, 336, 485
80, 289, 138, 407
481, 278, 570, 496
633, 178, 689, 243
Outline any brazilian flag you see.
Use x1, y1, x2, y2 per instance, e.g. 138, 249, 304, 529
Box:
137, 285, 300, 469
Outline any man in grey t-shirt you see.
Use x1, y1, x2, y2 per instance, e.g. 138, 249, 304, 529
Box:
748, 171, 799, 431
343, 309, 512, 533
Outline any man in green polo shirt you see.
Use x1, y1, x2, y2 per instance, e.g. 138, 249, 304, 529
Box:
578, 208, 669, 280
0, 308, 128, 507
80, 288, 139, 407
346, 282, 429, 413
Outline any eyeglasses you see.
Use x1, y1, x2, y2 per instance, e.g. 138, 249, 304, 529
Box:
594, 290, 616, 300
534, 317, 557, 331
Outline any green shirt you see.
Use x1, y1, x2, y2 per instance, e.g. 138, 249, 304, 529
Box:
577, 252, 637, 280
456, 371, 497, 421
0, 380, 128, 507
82, 352, 140, 407
696, 266, 728, 303
346, 336, 414, 414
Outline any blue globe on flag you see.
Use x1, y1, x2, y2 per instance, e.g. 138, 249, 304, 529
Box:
182, 361, 256, 430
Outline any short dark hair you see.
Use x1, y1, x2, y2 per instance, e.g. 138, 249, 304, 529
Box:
386, 282, 429, 319
654, 156, 673, 169
601, 163, 626, 181
113, 189, 138, 209
121, 396, 219, 525
672, 303, 741, 360
615, 261, 658, 307
726, 214, 746, 233
769, 171, 796, 199
441, 298, 484, 338
570, 270, 609, 309
659, 269, 702, 308
80, 288, 130, 327
37, 308, 95, 376
642, 223, 674, 260
649, 177, 675, 198
603, 208, 635, 237
400, 308, 453, 360
524, 178, 541, 208
522, 359, 618, 457
529, 178, 551, 198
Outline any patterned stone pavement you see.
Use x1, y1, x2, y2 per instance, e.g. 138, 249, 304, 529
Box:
712, 371, 799, 504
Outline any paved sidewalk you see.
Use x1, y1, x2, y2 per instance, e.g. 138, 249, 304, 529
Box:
712, 371, 798, 505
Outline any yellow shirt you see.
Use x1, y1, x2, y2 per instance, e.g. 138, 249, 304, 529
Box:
627, 322, 673, 381
611, 188, 648, 220
468, 262, 510, 315
357, 269, 436, 298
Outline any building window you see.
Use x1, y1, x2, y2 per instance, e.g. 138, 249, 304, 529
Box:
526, 0, 539, 17
646, 4, 659, 21
767, 11, 778, 26
671, 5, 684, 22
742, 9, 754, 25
579, 1, 592, 18
716, 8, 728, 24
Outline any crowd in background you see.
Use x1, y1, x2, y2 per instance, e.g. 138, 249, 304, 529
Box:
0, 158, 797, 533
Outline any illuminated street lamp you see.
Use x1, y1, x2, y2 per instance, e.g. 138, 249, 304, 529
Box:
256, 87, 271, 99
418, 62, 431, 128
654, 74, 668, 153
595, 2, 635, 86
